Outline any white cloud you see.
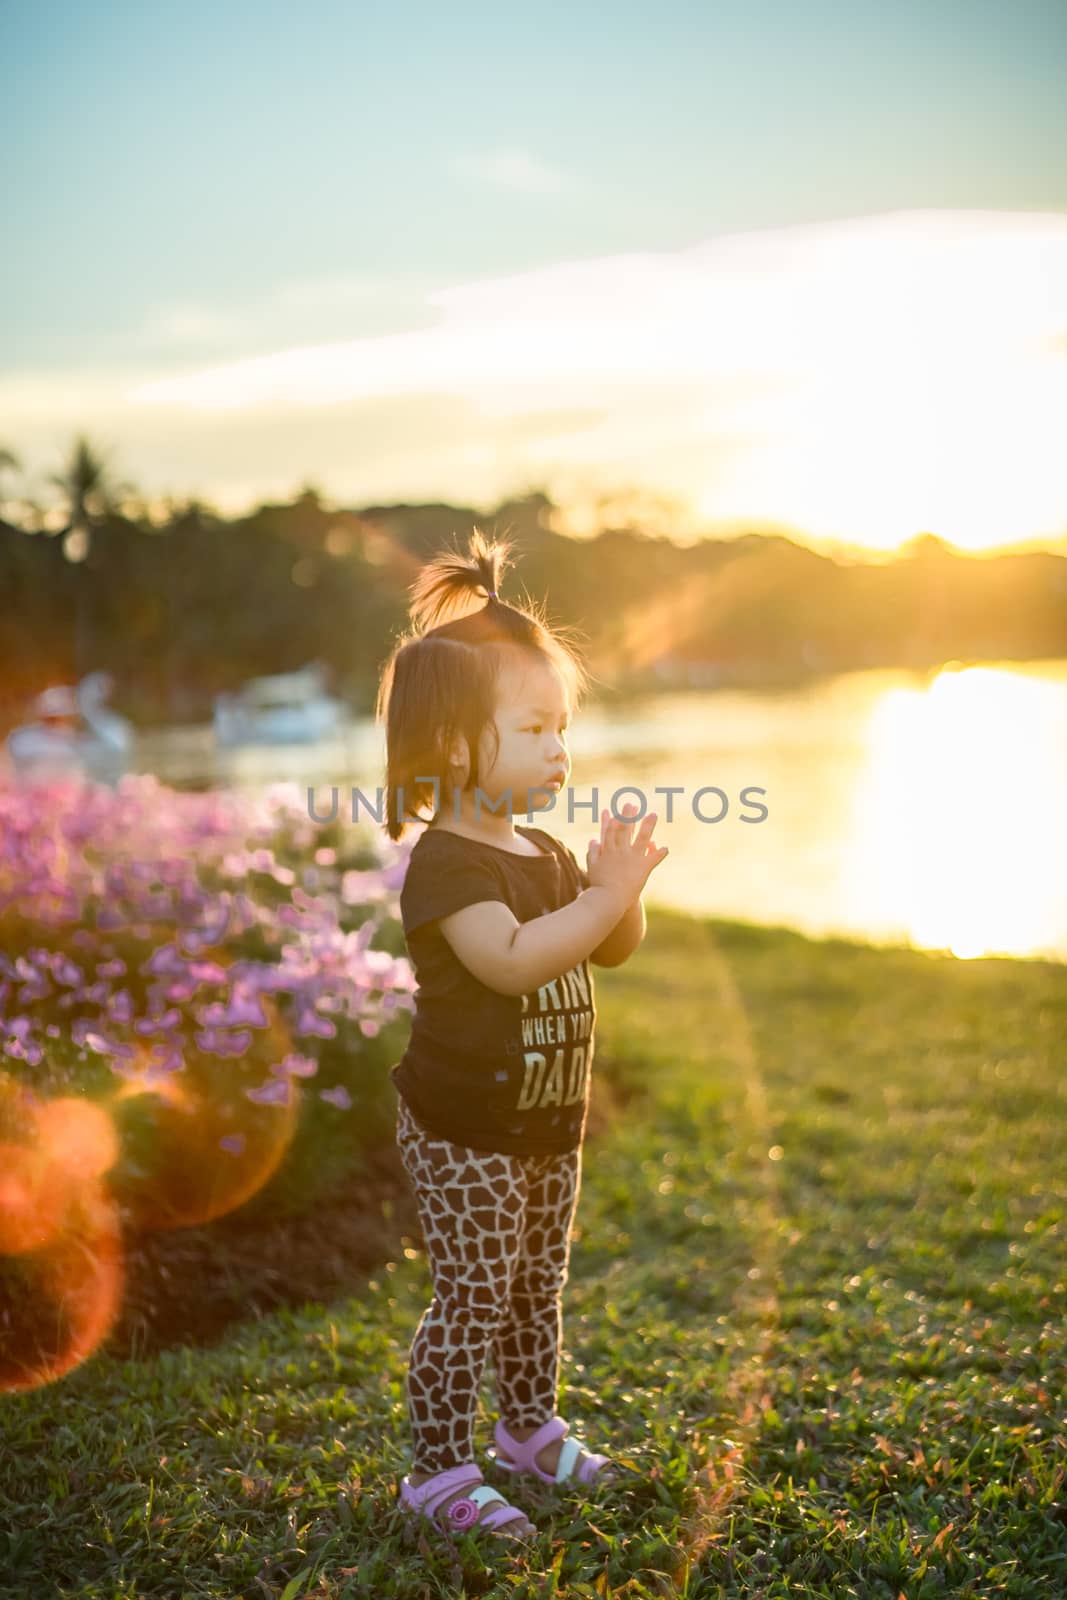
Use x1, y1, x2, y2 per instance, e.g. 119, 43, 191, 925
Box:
131, 273, 434, 354
140, 305, 243, 347
445, 146, 576, 194
3, 210, 1066, 549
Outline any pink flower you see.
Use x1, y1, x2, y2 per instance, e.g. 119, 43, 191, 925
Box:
164, 979, 199, 1002
187, 960, 229, 986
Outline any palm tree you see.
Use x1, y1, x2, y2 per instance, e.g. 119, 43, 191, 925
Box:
0, 444, 21, 522
49, 435, 134, 560
49, 435, 136, 675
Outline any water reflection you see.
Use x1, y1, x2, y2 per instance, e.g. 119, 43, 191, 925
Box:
841, 664, 1067, 961
124, 660, 1067, 963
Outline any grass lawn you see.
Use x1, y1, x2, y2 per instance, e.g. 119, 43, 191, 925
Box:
2, 909, 1065, 1598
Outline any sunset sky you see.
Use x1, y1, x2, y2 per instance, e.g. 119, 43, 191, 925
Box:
4, 0, 1066, 556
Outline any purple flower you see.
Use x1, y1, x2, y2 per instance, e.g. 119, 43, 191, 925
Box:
187, 960, 228, 986
181, 907, 232, 950
164, 978, 199, 1002
142, 942, 187, 977
292, 1004, 337, 1040
16, 977, 52, 1005
319, 1085, 352, 1110
245, 1078, 290, 1105
134, 1006, 181, 1036
0, 771, 415, 1103
148, 1043, 185, 1074
195, 1027, 252, 1058
107, 989, 134, 1024
270, 1052, 319, 1079
84, 1031, 136, 1060
196, 987, 268, 1029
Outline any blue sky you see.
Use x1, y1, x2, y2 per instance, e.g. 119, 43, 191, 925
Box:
4, 0, 1067, 549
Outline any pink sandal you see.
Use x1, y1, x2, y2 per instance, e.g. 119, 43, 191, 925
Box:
397, 1462, 537, 1543
490, 1416, 622, 1488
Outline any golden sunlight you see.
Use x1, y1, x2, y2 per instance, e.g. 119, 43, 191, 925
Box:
91, 211, 1067, 550
842, 665, 1067, 958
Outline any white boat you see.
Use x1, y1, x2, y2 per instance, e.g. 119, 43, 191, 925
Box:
4, 672, 134, 784
213, 662, 346, 747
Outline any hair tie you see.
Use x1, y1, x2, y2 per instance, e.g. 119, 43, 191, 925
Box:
486, 588, 498, 599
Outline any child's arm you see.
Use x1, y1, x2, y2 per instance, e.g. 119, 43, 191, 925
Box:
583, 805, 651, 967
589, 893, 646, 967
438, 884, 634, 997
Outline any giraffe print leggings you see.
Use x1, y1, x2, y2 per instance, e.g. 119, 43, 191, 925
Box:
395, 1092, 584, 1474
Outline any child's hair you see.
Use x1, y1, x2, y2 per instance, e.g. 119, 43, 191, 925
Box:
375, 526, 590, 842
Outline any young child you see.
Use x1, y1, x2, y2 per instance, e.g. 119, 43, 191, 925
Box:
376, 527, 668, 1549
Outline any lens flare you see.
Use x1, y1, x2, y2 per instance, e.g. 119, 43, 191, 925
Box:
0, 1075, 125, 1392
109, 1001, 300, 1230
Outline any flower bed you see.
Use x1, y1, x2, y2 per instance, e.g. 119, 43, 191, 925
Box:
0, 774, 416, 1383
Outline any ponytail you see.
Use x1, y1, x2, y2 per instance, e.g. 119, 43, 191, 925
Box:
406, 526, 512, 632
376, 526, 589, 842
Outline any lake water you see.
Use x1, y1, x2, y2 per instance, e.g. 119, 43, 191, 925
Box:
135, 658, 1067, 964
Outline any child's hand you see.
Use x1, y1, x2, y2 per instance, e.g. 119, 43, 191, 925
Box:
586, 804, 668, 907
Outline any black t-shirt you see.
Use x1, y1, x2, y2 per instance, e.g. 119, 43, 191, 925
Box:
390, 823, 597, 1156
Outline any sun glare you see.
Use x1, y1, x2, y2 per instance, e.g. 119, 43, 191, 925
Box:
3, 212, 1065, 550
842, 665, 1067, 958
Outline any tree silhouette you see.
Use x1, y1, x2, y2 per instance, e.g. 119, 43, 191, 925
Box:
48, 435, 138, 676
0, 444, 21, 518
48, 435, 134, 560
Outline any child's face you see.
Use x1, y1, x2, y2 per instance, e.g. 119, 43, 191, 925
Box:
471, 656, 571, 816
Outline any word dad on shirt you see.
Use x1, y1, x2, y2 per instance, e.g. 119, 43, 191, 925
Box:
516, 963, 594, 1112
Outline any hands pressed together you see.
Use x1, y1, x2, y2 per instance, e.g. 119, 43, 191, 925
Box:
585, 803, 669, 908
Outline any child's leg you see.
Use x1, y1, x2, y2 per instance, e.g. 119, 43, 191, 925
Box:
490, 1142, 583, 1431
395, 1096, 530, 1475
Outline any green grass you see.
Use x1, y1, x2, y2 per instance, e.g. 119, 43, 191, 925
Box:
2, 910, 1065, 1598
